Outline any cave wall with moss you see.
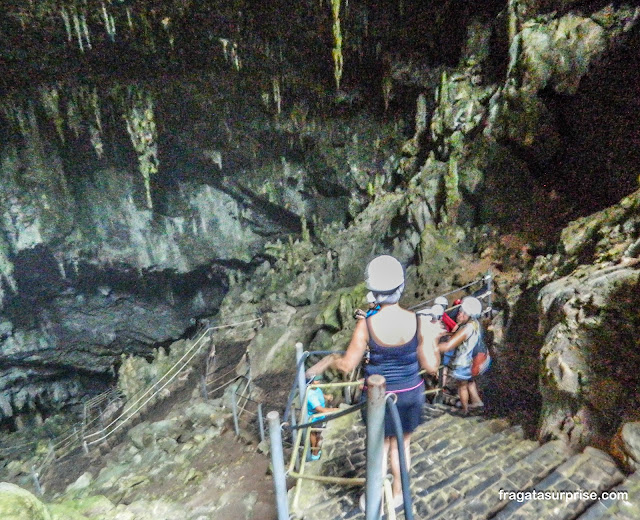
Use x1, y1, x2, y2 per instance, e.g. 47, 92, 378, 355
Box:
0, 0, 639, 450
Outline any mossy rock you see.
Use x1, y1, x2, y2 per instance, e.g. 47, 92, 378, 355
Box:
55, 495, 115, 518
0, 482, 52, 520
316, 284, 367, 331
48, 503, 90, 520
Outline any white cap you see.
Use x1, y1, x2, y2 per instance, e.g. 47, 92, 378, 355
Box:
365, 255, 404, 293
366, 291, 376, 304
430, 304, 444, 318
461, 296, 482, 318
417, 305, 442, 319
434, 296, 449, 307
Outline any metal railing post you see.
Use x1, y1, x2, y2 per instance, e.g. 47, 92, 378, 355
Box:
366, 375, 386, 520
435, 366, 444, 404
486, 269, 493, 316
200, 375, 208, 400
257, 403, 265, 443
267, 411, 290, 520
231, 390, 240, 436
295, 342, 306, 408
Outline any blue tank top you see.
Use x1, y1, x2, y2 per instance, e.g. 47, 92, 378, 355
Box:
364, 316, 423, 392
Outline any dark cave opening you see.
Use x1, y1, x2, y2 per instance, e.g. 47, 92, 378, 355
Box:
537, 24, 640, 214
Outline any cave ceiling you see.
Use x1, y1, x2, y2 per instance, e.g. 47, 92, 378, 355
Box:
0, 0, 505, 93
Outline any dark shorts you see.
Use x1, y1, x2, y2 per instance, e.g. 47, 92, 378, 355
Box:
360, 383, 425, 436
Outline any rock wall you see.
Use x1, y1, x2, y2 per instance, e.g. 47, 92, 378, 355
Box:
534, 190, 640, 449
0, 66, 407, 425
208, 1, 640, 459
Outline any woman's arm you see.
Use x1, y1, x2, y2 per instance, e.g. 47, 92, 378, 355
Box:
305, 319, 368, 377
438, 324, 471, 353
312, 404, 341, 414
417, 316, 441, 376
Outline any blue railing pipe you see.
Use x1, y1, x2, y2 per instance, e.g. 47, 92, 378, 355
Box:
365, 375, 386, 520
295, 342, 307, 408
267, 411, 290, 520
386, 396, 414, 520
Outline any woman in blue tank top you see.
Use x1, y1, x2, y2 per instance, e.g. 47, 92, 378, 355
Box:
305, 255, 441, 511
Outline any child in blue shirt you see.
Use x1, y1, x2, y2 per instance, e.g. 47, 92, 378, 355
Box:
307, 376, 339, 460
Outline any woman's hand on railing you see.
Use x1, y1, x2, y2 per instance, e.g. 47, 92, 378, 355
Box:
304, 353, 340, 378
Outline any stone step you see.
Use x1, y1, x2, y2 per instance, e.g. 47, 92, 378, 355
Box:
305, 439, 540, 520
288, 404, 628, 520
302, 421, 531, 520
314, 407, 476, 483
318, 409, 512, 499
413, 411, 509, 449
493, 447, 625, 520
577, 471, 640, 520
411, 424, 529, 489
412, 436, 539, 518
411, 415, 513, 465
431, 440, 575, 520
423, 403, 451, 421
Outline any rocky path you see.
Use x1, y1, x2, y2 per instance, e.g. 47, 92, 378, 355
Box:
293, 405, 637, 520
0, 338, 281, 520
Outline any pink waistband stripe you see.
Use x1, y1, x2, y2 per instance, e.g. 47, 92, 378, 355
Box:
362, 380, 424, 394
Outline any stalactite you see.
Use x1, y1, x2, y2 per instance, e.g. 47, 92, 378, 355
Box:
89, 125, 104, 158
331, 0, 344, 90
272, 77, 281, 115
81, 10, 92, 50
72, 6, 85, 52
124, 87, 158, 209
1, 102, 29, 137
0, 233, 17, 310
231, 42, 241, 71
90, 86, 102, 132
60, 7, 72, 42
126, 6, 134, 31
101, 1, 115, 42
508, 0, 519, 46
139, 10, 155, 51
66, 97, 81, 138
415, 93, 427, 136
161, 17, 174, 50
382, 75, 392, 112
40, 85, 65, 143
108, 13, 116, 38
219, 38, 229, 61
444, 155, 461, 223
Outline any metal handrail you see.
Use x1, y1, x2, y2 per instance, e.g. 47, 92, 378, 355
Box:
409, 270, 493, 312
385, 394, 414, 520
84, 317, 262, 446
84, 330, 212, 443
288, 387, 366, 511
86, 336, 211, 445
205, 365, 240, 389
21, 315, 263, 490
